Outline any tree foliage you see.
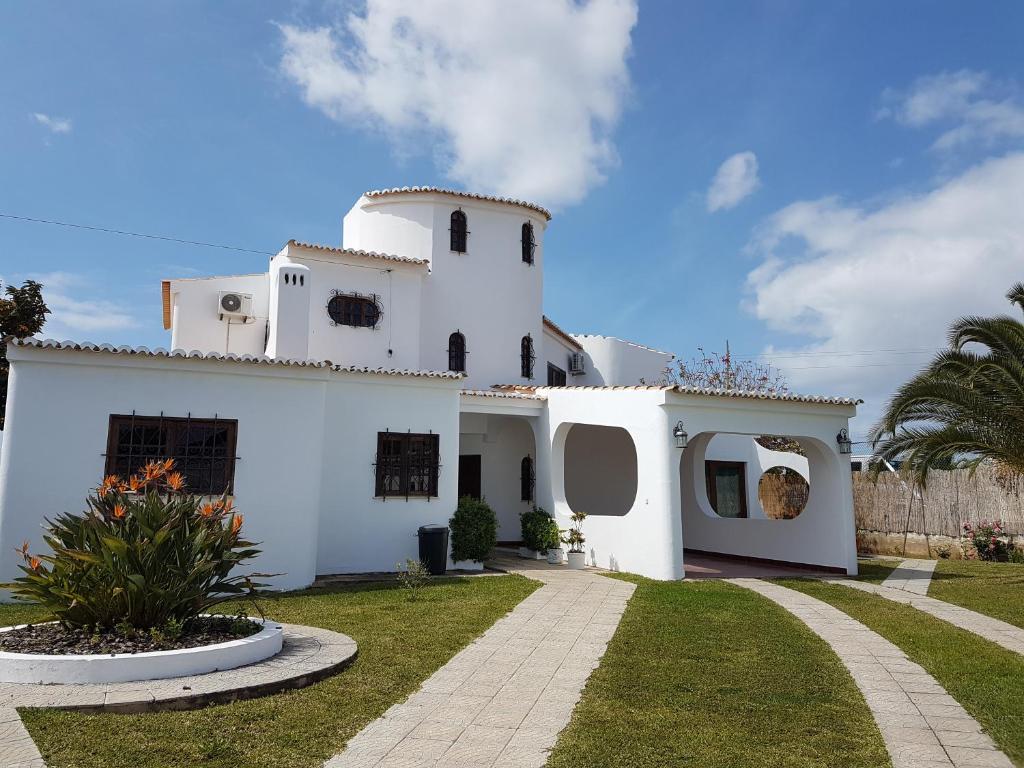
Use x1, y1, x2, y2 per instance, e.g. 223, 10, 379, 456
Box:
871, 282, 1024, 486
0, 279, 50, 429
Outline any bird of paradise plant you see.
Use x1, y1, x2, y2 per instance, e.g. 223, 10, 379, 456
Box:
5, 459, 271, 630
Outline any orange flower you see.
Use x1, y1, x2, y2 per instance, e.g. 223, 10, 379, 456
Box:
166, 472, 186, 492
28, 556, 41, 571
200, 503, 216, 518
222, 498, 233, 512
161, 458, 176, 473
212, 499, 225, 512
100, 474, 122, 495
16, 540, 30, 559
111, 504, 126, 520
143, 460, 166, 480
230, 515, 244, 535
128, 476, 143, 493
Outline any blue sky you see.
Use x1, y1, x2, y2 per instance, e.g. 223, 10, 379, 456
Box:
3, 1, 1024, 438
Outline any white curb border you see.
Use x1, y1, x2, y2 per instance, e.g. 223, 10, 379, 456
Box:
0, 617, 283, 684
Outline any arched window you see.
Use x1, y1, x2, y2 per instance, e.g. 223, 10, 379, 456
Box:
450, 209, 468, 253
327, 292, 381, 328
521, 456, 535, 502
521, 222, 535, 264
448, 331, 467, 373
520, 334, 535, 379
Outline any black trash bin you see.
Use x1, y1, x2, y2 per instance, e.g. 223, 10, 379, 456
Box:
417, 524, 449, 575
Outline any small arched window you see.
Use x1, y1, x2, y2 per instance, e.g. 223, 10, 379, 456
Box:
521, 222, 535, 265
520, 334, 535, 379
450, 210, 468, 253
521, 456, 535, 502
448, 331, 467, 373
327, 293, 381, 328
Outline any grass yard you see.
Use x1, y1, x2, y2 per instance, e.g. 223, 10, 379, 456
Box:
785, 578, 1024, 765
929, 560, 1024, 629
853, 558, 899, 583
546, 574, 890, 768
8, 575, 537, 768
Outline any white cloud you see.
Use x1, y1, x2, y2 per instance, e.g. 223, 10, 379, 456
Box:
879, 70, 1024, 151
18, 272, 137, 336
706, 151, 760, 212
277, 0, 638, 207
31, 113, 72, 134
745, 152, 1024, 434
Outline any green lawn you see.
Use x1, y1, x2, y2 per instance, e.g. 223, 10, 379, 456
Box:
9, 575, 537, 768
785, 578, 1024, 765
929, 560, 1024, 629
546, 574, 890, 768
854, 558, 900, 583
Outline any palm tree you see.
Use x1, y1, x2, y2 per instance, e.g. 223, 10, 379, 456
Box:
871, 282, 1024, 485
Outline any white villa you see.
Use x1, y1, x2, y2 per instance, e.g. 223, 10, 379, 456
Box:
0, 187, 861, 591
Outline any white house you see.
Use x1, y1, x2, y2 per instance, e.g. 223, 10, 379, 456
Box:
0, 187, 861, 592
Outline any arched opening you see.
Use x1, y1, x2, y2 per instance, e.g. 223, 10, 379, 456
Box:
521, 222, 535, 264
450, 209, 468, 253
520, 335, 535, 379
757, 466, 810, 519
448, 331, 467, 372
563, 424, 638, 517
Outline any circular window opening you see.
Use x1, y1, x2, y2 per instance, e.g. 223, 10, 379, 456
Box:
327, 294, 381, 328
757, 467, 809, 519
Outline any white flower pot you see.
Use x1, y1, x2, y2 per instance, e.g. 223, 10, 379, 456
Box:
567, 551, 586, 570
546, 548, 564, 565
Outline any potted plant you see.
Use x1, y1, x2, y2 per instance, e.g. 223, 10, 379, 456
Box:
562, 510, 587, 569
545, 517, 564, 564
519, 506, 555, 559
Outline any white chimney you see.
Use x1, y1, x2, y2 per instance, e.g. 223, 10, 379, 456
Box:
266, 261, 311, 361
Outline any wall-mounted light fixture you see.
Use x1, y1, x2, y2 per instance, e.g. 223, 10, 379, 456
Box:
836, 428, 853, 454
673, 420, 688, 448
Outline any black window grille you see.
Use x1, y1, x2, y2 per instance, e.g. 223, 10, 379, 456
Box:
547, 363, 567, 387
450, 210, 468, 253
375, 431, 440, 499
448, 331, 467, 373
520, 456, 535, 502
521, 222, 535, 264
105, 413, 239, 495
520, 334, 535, 379
327, 292, 381, 328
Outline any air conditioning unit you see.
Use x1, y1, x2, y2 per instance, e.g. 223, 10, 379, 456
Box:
568, 352, 586, 375
218, 291, 253, 320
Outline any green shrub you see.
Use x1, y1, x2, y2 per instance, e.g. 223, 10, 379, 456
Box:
962, 520, 1009, 561
396, 558, 430, 600
7, 459, 268, 630
520, 506, 559, 552
449, 496, 497, 562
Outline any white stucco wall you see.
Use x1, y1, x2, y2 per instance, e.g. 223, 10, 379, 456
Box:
542, 325, 580, 383
573, 335, 673, 386
705, 434, 810, 520
169, 274, 270, 356
0, 345, 463, 596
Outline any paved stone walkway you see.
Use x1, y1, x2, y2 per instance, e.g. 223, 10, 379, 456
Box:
832, 579, 1024, 656
325, 563, 635, 768
882, 558, 938, 595
0, 624, 357, 768
733, 579, 1012, 768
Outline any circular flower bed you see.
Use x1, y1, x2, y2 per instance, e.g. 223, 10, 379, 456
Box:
0, 617, 283, 684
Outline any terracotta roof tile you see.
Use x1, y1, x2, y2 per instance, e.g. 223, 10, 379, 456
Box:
461, 389, 546, 401
11, 338, 463, 380
491, 383, 861, 405
288, 240, 429, 266
364, 186, 551, 221
542, 316, 583, 351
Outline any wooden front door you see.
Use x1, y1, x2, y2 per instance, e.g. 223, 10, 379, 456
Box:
458, 455, 482, 499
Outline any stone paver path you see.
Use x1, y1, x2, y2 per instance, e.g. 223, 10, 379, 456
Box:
1, 706, 44, 768
733, 579, 1012, 768
832, 579, 1024, 656
325, 563, 635, 768
882, 558, 938, 595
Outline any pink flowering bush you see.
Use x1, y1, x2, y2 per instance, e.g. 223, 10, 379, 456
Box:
962, 519, 1009, 562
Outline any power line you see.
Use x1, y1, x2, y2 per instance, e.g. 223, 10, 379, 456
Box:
0, 212, 276, 256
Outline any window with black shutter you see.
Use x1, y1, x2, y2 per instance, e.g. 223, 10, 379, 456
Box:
547, 363, 567, 387
375, 432, 440, 499
520, 456, 535, 502
521, 222, 535, 264
105, 414, 239, 495
450, 210, 468, 253
520, 335, 535, 379
448, 331, 467, 372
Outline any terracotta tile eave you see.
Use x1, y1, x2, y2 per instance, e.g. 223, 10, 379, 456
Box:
9, 338, 464, 380
490, 383, 862, 406
364, 186, 551, 221
460, 389, 547, 401
287, 240, 429, 267
542, 316, 583, 351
